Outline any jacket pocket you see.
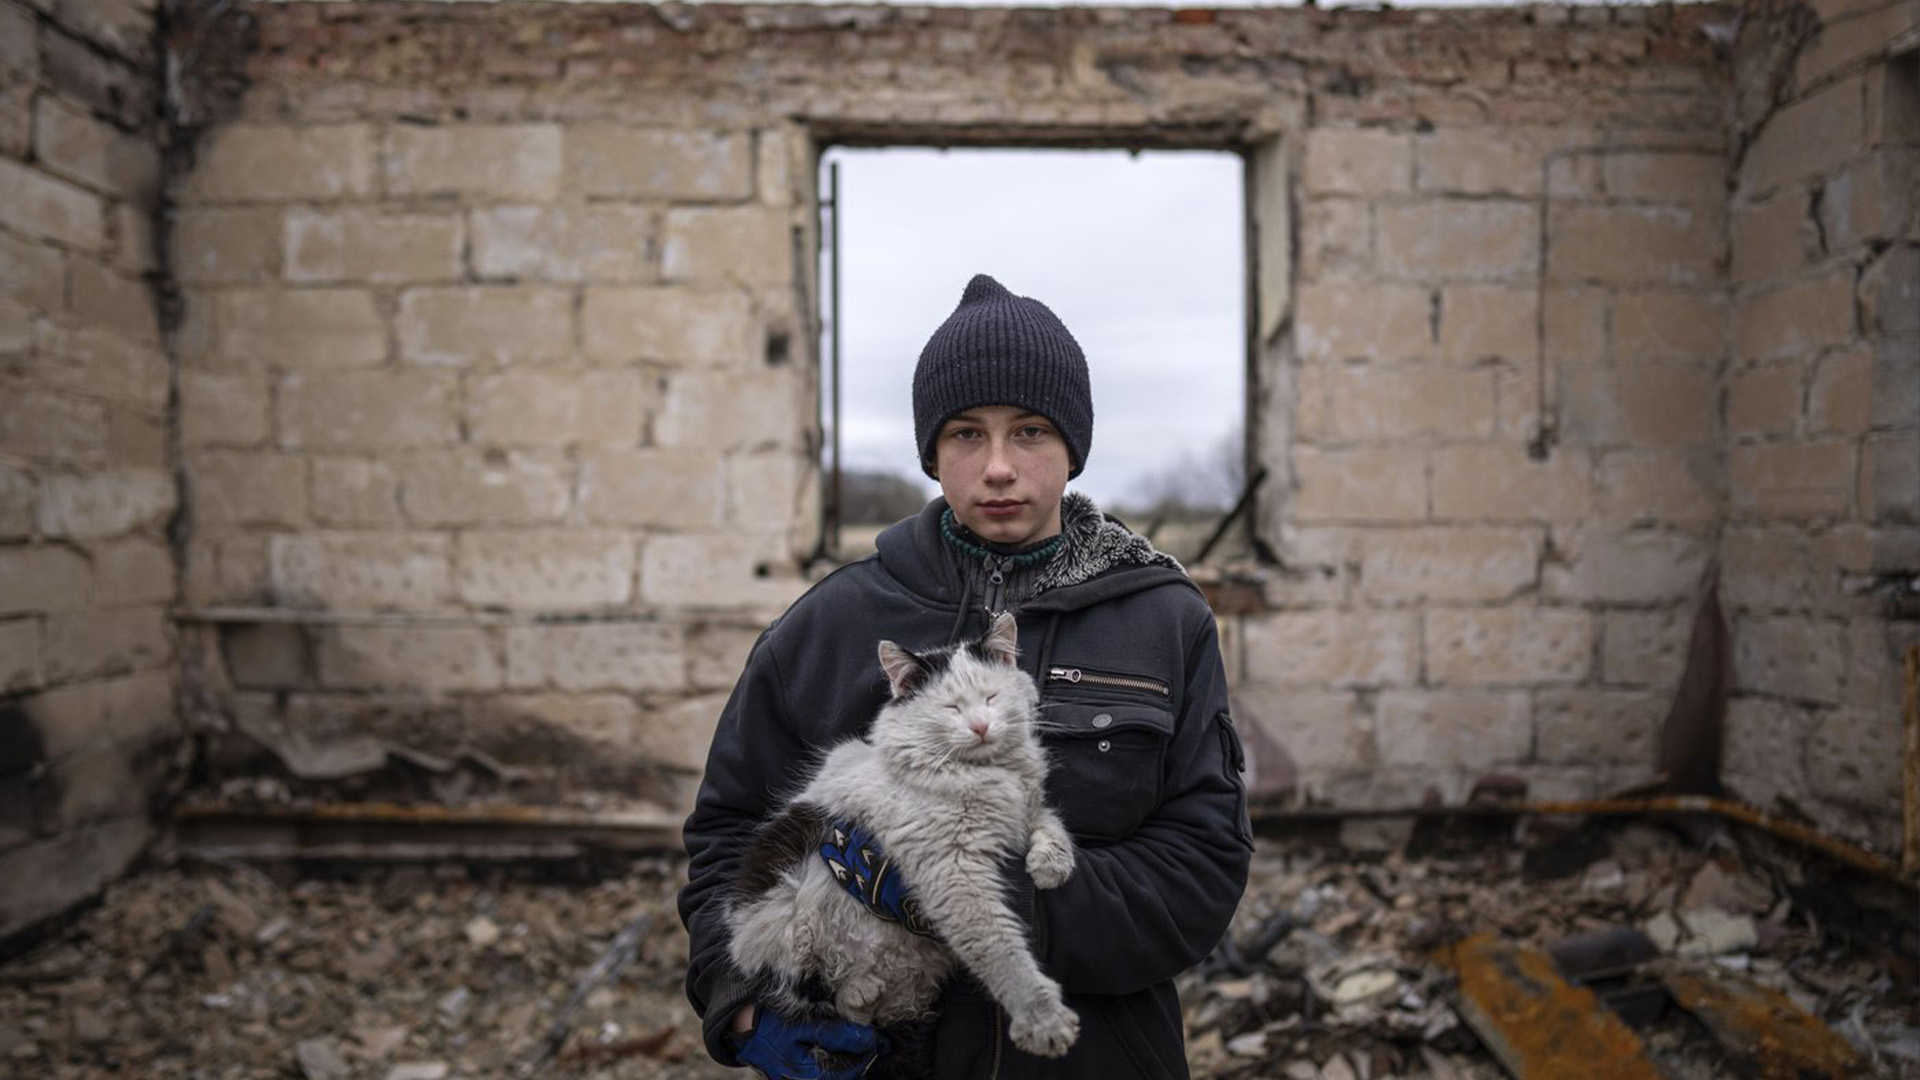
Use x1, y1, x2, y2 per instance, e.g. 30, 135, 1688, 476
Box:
1215, 710, 1253, 848
1041, 700, 1173, 844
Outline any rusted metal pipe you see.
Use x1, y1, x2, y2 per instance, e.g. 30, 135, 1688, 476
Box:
169, 800, 684, 863
172, 794, 1910, 889
172, 800, 677, 829
1251, 795, 1911, 887
1442, 933, 1667, 1080
1658, 964, 1872, 1079
1533, 798, 1906, 884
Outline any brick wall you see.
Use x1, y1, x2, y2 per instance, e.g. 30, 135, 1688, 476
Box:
1719, 0, 1918, 850
0, 0, 176, 940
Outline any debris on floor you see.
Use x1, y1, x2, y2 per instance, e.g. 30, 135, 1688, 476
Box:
1442, 933, 1667, 1080
1, 815, 1915, 1079
0, 859, 723, 1080
1181, 819, 1917, 1079
1658, 965, 1873, 1080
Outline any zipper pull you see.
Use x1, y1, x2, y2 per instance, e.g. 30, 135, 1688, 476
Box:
987, 555, 1007, 586
1049, 667, 1082, 683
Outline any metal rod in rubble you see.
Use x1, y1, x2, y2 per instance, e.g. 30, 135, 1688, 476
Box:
525, 912, 656, 1075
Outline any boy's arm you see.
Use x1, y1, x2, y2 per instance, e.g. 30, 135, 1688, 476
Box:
1022, 609, 1254, 994
678, 631, 807, 1066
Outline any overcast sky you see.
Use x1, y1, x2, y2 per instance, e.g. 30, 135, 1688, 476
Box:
822, 146, 1245, 511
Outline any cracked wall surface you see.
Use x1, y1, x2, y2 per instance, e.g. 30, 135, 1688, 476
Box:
2, 0, 1916, 938
1717, 0, 1918, 845
0, 0, 179, 940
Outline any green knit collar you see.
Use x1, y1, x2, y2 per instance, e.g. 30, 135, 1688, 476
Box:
939, 507, 1066, 569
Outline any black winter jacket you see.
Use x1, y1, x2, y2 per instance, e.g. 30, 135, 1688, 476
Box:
678, 497, 1254, 1079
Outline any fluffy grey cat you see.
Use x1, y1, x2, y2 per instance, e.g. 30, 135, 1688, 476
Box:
724, 611, 1081, 1058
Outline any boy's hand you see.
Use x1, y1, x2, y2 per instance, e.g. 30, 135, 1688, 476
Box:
730, 1007, 882, 1080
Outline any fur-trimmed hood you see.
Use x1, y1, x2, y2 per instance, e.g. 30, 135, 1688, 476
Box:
874, 493, 1192, 615
1029, 491, 1183, 593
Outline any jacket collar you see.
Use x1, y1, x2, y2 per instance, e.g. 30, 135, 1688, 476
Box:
875, 493, 1187, 613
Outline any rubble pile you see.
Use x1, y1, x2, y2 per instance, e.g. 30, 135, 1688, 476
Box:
1183, 819, 1920, 1079
0, 860, 724, 1080
1, 816, 1915, 1079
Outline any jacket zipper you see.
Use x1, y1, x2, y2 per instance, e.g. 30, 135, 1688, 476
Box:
983, 555, 1009, 614
1047, 666, 1170, 698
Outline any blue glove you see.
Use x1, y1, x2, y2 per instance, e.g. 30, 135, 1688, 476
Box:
819, 819, 938, 939
731, 1009, 883, 1080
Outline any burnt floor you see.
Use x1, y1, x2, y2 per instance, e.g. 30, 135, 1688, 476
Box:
1, 818, 1915, 1080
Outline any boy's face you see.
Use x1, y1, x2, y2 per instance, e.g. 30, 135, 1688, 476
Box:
931, 405, 1071, 547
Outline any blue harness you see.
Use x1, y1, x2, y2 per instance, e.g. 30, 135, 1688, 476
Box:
818, 819, 939, 940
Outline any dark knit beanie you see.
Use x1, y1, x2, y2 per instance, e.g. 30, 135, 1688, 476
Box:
912, 274, 1094, 480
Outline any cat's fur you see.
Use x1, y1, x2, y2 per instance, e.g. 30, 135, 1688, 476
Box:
724, 612, 1081, 1058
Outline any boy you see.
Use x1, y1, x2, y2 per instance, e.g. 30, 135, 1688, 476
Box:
679, 273, 1252, 1079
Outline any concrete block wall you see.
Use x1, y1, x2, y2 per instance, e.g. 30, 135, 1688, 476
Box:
169, 27, 819, 790
1245, 117, 1733, 807
1719, 0, 1918, 850
172, 1, 1747, 824
134, 1, 1913, 855
0, 0, 178, 939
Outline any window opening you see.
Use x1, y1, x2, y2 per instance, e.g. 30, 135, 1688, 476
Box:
817, 145, 1246, 563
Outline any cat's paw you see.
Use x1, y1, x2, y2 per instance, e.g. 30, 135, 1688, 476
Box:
1008, 993, 1079, 1058
835, 975, 884, 1025
1025, 830, 1075, 890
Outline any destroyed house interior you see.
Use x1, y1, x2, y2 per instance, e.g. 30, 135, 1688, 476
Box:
0, 0, 1917, 1075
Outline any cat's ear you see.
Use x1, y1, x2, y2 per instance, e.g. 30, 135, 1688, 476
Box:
878, 640, 928, 698
977, 611, 1019, 667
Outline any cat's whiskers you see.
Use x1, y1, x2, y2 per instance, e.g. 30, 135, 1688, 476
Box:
1025, 707, 1076, 736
